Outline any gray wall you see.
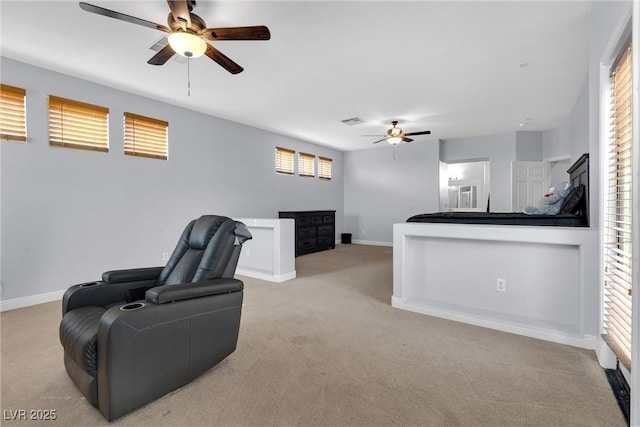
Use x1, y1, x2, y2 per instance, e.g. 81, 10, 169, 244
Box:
541, 81, 590, 187
515, 131, 543, 161
542, 81, 590, 163
542, 118, 572, 161
0, 58, 343, 300
343, 141, 440, 244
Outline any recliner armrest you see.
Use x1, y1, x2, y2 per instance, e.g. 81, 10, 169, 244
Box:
102, 267, 164, 284
62, 276, 160, 315
145, 278, 244, 304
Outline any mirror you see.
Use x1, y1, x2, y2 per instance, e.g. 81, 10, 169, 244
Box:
449, 182, 479, 209
440, 160, 490, 212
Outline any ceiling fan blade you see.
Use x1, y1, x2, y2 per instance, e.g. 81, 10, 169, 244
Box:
403, 137, 414, 143
147, 44, 175, 65
167, 0, 191, 30
403, 130, 431, 136
371, 138, 387, 144
202, 26, 271, 41
205, 44, 244, 74
79, 2, 171, 33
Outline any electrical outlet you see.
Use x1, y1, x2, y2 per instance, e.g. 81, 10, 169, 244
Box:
162, 252, 169, 261
496, 278, 507, 292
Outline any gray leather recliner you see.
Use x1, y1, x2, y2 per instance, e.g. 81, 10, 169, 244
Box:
59, 215, 251, 420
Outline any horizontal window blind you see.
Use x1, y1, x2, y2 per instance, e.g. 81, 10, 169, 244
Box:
49, 95, 109, 152
603, 39, 633, 371
124, 112, 168, 160
275, 147, 294, 175
299, 152, 315, 177
318, 156, 332, 180
0, 84, 27, 142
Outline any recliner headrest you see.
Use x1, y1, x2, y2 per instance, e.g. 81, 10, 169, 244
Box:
188, 216, 231, 250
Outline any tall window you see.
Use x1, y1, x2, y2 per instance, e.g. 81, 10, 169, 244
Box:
318, 156, 332, 180
124, 112, 168, 160
603, 39, 633, 370
0, 84, 27, 142
49, 95, 109, 152
275, 146, 295, 175
299, 152, 315, 177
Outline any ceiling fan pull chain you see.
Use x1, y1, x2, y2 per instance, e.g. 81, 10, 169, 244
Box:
187, 57, 191, 97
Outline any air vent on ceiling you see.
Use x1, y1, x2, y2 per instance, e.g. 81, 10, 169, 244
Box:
341, 117, 365, 126
149, 37, 188, 64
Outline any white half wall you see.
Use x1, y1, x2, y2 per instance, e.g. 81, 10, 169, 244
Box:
234, 218, 296, 282
393, 222, 599, 349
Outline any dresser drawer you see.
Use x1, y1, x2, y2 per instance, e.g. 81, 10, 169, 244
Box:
317, 225, 333, 236
317, 235, 334, 246
298, 227, 316, 239
323, 215, 333, 224
297, 238, 316, 251
310, 216, 323, 225
298, 216, 312, 227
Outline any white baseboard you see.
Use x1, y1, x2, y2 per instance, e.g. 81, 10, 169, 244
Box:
1, 289, 65, 312
391, 296, 597, 350
236, 269, 296, 283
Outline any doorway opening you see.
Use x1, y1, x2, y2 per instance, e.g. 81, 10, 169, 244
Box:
439, 160, 490, 212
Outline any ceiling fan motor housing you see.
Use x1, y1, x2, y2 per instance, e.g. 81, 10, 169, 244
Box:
168, 12, 206, 33
387, 127, 402, 137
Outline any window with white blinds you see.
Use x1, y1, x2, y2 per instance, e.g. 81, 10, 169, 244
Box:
0, 84, 27, 142
275, 147, 295, 175
318, 156, 332, 180
299, 152, 315, 177
124, 112, 168, 160
49, 95, 109, 152
603, 39, 633, 371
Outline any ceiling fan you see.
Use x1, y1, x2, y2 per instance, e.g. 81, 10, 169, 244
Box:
78, 1, 270, 74
367, 121, 431, 145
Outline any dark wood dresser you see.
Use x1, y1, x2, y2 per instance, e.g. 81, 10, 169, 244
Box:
278, 210, 336, 257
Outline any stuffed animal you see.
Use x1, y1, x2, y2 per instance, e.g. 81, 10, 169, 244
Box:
523, 181, 573, 215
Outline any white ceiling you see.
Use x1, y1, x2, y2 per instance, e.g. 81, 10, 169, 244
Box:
0, 0, 590, 151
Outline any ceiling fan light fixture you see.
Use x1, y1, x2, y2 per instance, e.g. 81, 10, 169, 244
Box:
168, 32, 206, 58
387, 136, 403, 145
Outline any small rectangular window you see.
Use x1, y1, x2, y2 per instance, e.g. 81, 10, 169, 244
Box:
124, 112, 168, 160
275, 146, 295, 175
318, 156, 332, 180
299, 152, 315, 177
0, 84, 27, 142
49, 95, 109, 152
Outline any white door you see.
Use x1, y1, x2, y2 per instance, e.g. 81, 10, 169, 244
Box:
511, 161, 550, 212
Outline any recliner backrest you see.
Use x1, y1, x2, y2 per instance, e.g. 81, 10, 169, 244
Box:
158, 215, 241, 285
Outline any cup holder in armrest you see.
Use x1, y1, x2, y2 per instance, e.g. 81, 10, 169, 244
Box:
79, 281, 100, 288
120, 302, 145, 311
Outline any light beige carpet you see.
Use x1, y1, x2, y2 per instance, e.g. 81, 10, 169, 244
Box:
0, 244, 626, 426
